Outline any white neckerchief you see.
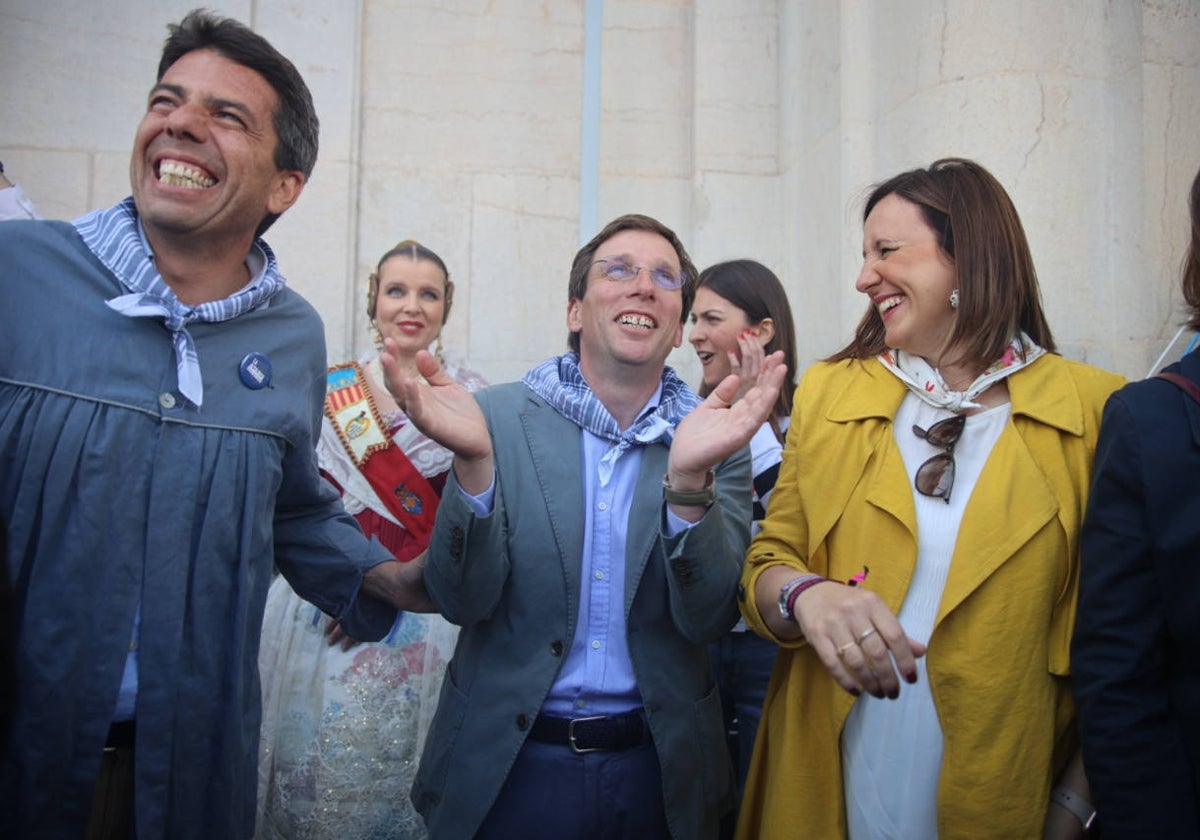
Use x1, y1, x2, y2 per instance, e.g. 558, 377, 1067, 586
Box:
876, 333, 1046, 411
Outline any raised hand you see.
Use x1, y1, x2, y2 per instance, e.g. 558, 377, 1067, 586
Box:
380, 343, 490, 454
379, 342, 494, 494
667, 349, 786, 485
727, 330, 766, 406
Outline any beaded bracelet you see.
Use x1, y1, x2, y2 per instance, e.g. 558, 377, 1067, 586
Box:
785, 575, 832, 621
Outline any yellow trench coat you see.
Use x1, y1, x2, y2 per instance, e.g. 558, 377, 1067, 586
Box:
737, 354, 1123, 839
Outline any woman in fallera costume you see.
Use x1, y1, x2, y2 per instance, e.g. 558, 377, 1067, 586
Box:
256, 241, 486, 839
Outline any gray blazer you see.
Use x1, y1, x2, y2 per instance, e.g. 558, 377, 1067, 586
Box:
412, 381, 750, 839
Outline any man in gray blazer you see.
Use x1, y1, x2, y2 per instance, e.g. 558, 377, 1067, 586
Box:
385, 213, 786, 839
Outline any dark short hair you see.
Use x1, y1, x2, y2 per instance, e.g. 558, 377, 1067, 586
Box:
158, 9, 319, 236
1183, 168, 1200, 332
566, 214, 698, 354
697, 259, 799, 421
829, 157, 1056, 367
367, 240, 454, 325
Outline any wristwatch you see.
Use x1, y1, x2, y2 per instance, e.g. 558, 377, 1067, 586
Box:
777, 575, 814, 622
1050, 785, 1097, 833
662, 470, 716, 507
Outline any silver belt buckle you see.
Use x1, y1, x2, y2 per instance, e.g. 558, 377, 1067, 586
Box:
567, 715, 607, 754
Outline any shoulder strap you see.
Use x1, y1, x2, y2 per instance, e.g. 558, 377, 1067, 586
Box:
1156, 372, 1200, 405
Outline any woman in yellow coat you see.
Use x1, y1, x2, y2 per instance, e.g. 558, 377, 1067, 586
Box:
737, 158, 1124, 839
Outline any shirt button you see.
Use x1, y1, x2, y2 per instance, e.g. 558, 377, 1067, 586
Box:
158, 392, 176, 409
598, 501, 607, 511
591, 640, 601, 650
594, 571, 604, 580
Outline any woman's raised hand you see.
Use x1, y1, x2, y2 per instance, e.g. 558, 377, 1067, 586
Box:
727, 330, 766, 406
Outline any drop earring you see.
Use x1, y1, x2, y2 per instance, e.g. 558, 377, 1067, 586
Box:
949, 289, 960, 310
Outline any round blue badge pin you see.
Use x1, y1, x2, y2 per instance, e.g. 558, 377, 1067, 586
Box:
239, 352, 272, 390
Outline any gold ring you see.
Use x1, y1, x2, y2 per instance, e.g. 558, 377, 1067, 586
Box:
836, 641, 856, 657
856, 627, 877, 644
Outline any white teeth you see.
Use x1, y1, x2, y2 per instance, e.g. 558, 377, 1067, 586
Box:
619, 314, 655, 329
879, 296, 903, 313
158, 161, 215, 189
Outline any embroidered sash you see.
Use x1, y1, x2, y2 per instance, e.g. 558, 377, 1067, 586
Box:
325, 362, 439, 543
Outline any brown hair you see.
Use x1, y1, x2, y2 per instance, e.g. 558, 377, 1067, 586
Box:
828, 157, 1056, 368
367, 240, 454, 325
566, 214, 698, 354
696, 259, 798, 422
1183, 167, 1200, 331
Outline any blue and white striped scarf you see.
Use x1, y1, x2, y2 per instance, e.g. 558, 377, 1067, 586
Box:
522, 353, 700, 485
73, 197, 285, 408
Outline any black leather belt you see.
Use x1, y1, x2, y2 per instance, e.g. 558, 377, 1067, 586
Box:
527, 710, 649, 754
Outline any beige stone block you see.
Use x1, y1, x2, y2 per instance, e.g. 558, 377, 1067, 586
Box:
596, 176, 693, 240
93, 151, 135, 210
690, 172, 783, 271
1143, 0, 1200, 67
599, 1, 692, 178
269, 159, 357, 362
693, 0, 778, 174
468, 172, 579, 377
0, 150, 89, 221
778, 1, 842, 154
360, 1, 582, 174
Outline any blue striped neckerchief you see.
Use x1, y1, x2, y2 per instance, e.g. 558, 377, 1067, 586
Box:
522, 352, 700, 486
72, 196, 285, 408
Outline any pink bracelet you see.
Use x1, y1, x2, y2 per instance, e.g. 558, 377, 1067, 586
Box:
786, 575, 832, 620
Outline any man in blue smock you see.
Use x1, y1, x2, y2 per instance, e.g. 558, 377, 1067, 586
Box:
0, 10, 427, 838
390, 214, 788, 839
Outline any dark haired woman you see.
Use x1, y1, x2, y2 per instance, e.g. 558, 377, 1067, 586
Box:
688, 259, 798, 812
736, 158, 1123, 838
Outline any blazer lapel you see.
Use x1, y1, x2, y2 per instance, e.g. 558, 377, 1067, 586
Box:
519, 395, 586, 606
625, 443, 668, 613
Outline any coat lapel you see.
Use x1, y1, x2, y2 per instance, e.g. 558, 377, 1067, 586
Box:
625, 444, 669, 612
937, 424, 1059, 621
826, 360, 916, 546
938, 355, 1084, 621
518, 394, 586, 608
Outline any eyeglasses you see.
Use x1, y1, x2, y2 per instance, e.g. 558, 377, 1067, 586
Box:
912, 414, 965, 503
592, 259, 684, 290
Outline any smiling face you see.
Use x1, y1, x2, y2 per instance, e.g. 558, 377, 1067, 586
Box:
130, 48, 303, 253
373, 256, 448, 358
856, 193, 959, 363
688, 286, 755, 391
566, 228, 685, 379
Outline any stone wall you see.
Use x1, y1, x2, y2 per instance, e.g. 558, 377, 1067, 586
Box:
3, 0, 1197, 383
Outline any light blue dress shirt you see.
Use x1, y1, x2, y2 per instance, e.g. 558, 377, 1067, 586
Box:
461, 384, 693, 718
